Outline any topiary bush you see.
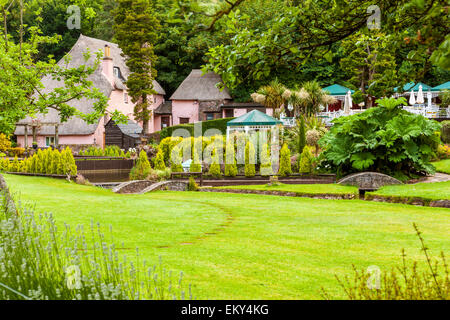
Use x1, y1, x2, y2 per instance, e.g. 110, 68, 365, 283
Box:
225, 141, 238, 177
244, 141, 256, 177
154, 149, 166, 170
278, 143, 292, 177
299, 146, 314, 174
170, 145, 183, 173
130, 150, 152, 180
190, 148, 202, 173
260, 143, 273, 176
208, 149, 222, 178
319, 97, 441, 180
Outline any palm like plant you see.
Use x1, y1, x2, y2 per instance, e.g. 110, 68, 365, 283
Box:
299, 81, 336, 117
251, 79, 288, 119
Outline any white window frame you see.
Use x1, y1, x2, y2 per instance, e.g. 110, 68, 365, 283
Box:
45, 136, 55, 147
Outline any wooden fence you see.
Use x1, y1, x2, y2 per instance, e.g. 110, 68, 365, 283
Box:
75, 157, 135, 172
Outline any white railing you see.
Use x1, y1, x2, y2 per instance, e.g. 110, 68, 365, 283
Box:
317, 106, 449, 126
402, 105, 449, 119
281, 117, 296, 127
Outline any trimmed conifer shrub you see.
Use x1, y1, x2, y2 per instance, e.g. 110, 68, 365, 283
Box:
245, 141, 256, 177
170, 145, 183, 173
299, 146, 314, 174
278, 143, 292, 177
208, 149, 222, 178
130, 150, 152, 180
154, 149, 166, 170
260, 143, 273, 176
225, 141, 238, 177
190, 148, 202, 173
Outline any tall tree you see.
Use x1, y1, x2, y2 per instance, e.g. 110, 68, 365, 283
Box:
340, 31, 398, 108
113, 0, 161, 134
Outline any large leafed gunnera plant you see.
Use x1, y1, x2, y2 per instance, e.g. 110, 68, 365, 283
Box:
319, 97, 441, 180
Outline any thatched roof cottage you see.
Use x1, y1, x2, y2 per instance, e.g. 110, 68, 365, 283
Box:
169, 69, 233, 125
15, 34, 166, 150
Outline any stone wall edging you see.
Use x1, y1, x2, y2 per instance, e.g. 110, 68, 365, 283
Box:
200, 188, 357, 200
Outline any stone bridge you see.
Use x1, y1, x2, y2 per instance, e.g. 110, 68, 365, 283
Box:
338, 172, 402, 190
112, 180, 188, 194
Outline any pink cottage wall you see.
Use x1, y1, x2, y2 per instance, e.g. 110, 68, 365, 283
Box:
171, 100, 199, 125
17, 134, 96, 149
149, 94, 164, 133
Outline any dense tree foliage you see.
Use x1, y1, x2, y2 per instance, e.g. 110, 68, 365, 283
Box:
0, 0, 448, 136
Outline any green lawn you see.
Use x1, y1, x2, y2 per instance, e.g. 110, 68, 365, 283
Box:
3, 173, 450, 300
213, 183, 358, 196
433, 159, 450, 174
368, 181, 450, 201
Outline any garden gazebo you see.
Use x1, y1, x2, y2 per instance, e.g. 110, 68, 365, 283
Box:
226, 109, 282, 138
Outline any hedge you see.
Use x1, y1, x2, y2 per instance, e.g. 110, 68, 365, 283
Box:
159, 118, 235, 140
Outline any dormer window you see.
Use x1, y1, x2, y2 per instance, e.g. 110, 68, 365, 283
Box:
124, 91, 128, 104
113, 67, 121, 79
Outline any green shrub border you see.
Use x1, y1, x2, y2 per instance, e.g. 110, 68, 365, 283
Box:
159, 118, 235, 140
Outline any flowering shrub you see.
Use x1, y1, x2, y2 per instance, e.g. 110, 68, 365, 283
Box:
437, 144, 450, 160
0, 133, 12, 152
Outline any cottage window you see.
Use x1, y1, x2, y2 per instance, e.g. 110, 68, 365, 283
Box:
113, 67, 121, 79
45, 136, 55, 147
224, 109, 234, 118
124, 92, 128, 104
205, 113, 214, 121
179, 118, 190, 124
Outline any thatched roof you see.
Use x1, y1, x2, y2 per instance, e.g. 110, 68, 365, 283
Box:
154, 101, 172, 115
170, 69, 231, 101
15, 34, 165, 136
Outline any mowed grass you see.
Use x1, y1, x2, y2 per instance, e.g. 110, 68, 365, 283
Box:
369, 181, 450, 201
215, 183, 358, 196
4, 174, 450, 300
433, 159, 450, 174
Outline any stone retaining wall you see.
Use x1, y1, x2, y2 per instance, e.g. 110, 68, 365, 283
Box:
112, 180, 155, 194
200, 188, 357, 200
365, 194, 450, 208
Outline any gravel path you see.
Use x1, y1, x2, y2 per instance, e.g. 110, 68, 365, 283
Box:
414, 173, 450, 184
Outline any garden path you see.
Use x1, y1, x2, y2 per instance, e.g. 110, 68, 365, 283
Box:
418, 173, 450, 183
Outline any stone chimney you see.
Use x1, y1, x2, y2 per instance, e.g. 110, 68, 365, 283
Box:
102, 44, 114, 85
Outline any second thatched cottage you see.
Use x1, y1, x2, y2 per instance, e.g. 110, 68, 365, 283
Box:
15, 34, 166, 150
